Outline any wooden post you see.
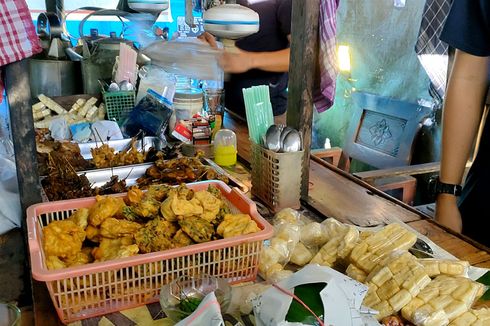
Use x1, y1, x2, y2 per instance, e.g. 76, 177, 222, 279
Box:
5, 59, 42, 216
287, 0, 320, 198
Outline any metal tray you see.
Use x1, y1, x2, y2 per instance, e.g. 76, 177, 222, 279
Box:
77, 137, 159, 160
74, 159, 249, 193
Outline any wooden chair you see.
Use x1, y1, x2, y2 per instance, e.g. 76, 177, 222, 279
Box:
313, 92, 433, 205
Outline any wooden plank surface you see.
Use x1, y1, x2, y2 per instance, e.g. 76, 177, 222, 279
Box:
287, 0, 320, 197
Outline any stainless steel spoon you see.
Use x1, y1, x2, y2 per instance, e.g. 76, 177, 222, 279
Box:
282, 129, 302, 152
265, 125, 282, 152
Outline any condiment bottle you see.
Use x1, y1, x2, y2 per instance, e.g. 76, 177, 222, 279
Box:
213, 129, 237, 166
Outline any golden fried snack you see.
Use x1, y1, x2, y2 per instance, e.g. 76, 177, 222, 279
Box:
135, 218, 179, 253
65, 248, 94, 267
43, 220, 86, 259
217, 214, 260, 238
132, 197, 160, 219
88, 195, 126, 227
92, 237, 139, 262
86, 225, 101, 243
146, 184, 171, 202
46, 255, 67, 270
172, 229, 194, 248
160, 196, 177, 222
68, 208, 89, 230
171, 196, 203, 217
99, 218, 142, 239
126, 187, 144, 205
194, 190, 221, 223
179, 216, 215, 243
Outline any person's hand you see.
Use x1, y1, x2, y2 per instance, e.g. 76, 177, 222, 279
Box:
219, 50, 254, 73
197, 32, 218, 49
435, 194, 463, 232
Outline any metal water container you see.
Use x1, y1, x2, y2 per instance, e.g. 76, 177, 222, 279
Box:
29, 59, 82, 98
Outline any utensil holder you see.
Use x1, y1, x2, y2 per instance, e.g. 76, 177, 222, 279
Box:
103, 90, 135, 123
251, 142, 304, 213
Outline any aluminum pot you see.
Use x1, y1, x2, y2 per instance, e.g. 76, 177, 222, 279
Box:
29, 58, 82, 98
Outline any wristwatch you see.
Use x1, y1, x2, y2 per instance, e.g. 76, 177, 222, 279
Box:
428, 176, 462, 198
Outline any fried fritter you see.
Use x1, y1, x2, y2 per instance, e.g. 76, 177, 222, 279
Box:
160, 196, 176, 222
126, 187, 144, 205
194, 190, 221, 223
68, 208, 89, 230
65, 247, 94, 267
132, 197, 160, 219
99, 218, 142, 239
179, 216, 214, 243
146, 184, 171, 202
135, 218, 179, 253
43, 220, 86, 259
46, 255, 67, 270
86, 225, 101, 243
217, 214, 260, 238
88, 195, 126, 227
172, 229, 194, 248
171, 196, 203, 217
92, 237, 139, 262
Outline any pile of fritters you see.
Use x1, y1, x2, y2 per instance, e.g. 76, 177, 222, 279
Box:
42, 184, 260, 270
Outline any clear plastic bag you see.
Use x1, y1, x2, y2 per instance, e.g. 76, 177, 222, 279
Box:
142, 39, 223, 81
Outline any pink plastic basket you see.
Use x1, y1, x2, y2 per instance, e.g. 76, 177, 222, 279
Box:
27, 181, 273, 324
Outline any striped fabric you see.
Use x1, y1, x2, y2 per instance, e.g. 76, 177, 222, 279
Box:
314, 0, 340, 113
0, 0, 41, 66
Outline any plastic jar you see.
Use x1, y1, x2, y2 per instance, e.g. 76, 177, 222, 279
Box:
213, 129, 237, 166
169, 88, 203, 130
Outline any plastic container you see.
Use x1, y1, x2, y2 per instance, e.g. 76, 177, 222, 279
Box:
136, 65, 176, 104
214, 129, 237, 166
103, 90, 135, 123
169, 88, 203, 131
251, 142, 304, 213
27, 181, 273, 324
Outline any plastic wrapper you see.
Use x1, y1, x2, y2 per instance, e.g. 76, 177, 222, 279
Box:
289, 242, 314, 267
349, 223, 417, 274
299, 222, 329, 247
142, 39, 222, 81
274, 208, 303, 226
362, 250, 431, 320
120, 90, 173, 138
227, 283, 271, 315
418, 259, 470, 278
310, 219, 360, 267
401, 275, 487, 326
449, 307, 490, 325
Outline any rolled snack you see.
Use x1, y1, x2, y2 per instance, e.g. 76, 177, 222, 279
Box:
85, 105, 99, 121
38, 94, 67, 115
33, 108, 51, 121
419, 259, 469, 278
78, 97, 98, 118
32, 102, 46, 112
69, 98, 86, 114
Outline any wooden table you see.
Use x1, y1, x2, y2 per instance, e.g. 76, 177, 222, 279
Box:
30, 114, 490, 325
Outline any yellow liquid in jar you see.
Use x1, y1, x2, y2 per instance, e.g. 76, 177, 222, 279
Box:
214, 145, 237, 166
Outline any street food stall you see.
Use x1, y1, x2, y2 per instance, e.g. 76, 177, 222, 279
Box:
1, 0, 490, 325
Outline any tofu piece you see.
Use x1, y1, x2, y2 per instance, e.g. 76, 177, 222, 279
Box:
38, 94, 67, 115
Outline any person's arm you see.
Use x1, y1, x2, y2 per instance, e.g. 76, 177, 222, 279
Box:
198, 32, 291, 73
436, 49, 489, 231
219, 41, 290, 73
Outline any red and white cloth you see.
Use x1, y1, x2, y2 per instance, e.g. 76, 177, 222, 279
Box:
0, 0, 42, 99
0, 0, 41, 66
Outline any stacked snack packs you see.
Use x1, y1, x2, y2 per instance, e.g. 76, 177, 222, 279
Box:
258, 208, 488, 325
